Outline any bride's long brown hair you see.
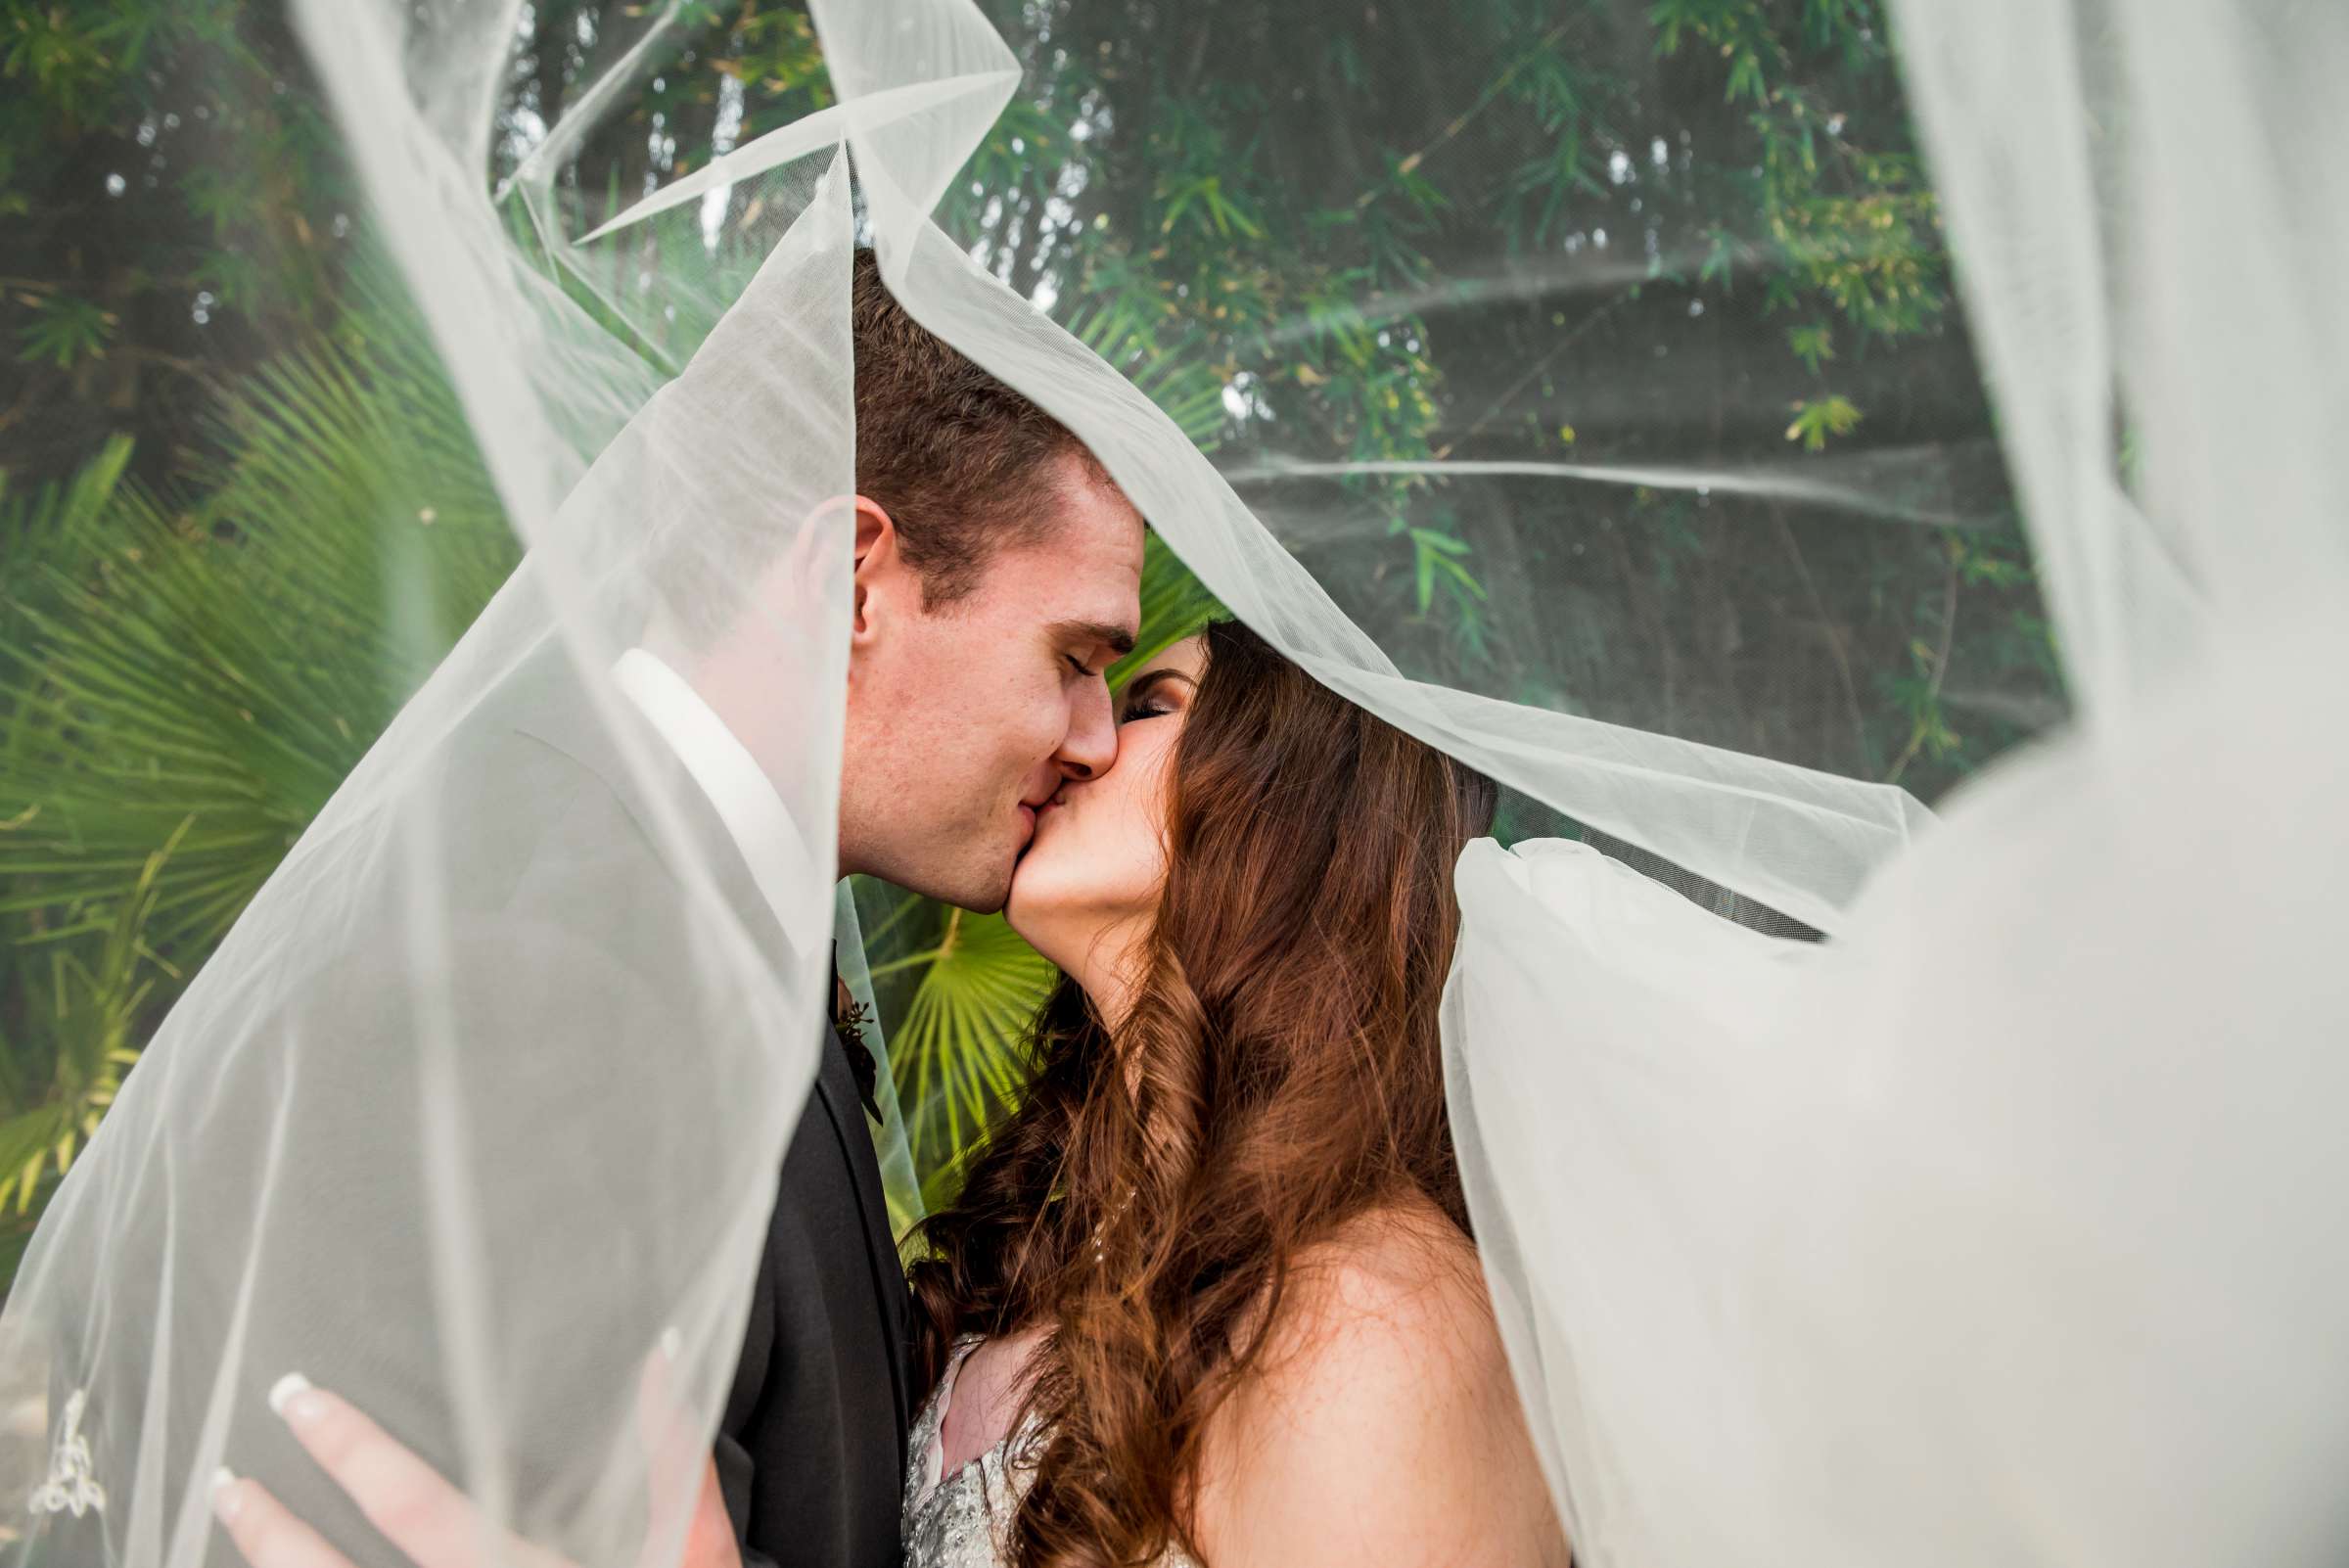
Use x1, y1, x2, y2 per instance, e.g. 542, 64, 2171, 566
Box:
907, 618, 1498, 1567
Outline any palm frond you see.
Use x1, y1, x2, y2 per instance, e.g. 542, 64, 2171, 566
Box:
0, 435, 135, 650
1066, 297, 1229, 451
0, 306, 513, 967
884, 906, 1058, 1210
0, 816, 181, 1263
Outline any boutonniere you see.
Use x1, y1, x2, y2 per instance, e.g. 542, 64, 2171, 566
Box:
833, 985, 882, 1121
834, 993, 872, 1054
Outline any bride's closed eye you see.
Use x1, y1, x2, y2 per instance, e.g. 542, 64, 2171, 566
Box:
1117, 669, 1192, 724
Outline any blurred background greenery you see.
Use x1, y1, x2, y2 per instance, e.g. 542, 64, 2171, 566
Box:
0, 0, 2061, 1281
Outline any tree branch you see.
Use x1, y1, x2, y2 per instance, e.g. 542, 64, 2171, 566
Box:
1885, 546, 1960, 786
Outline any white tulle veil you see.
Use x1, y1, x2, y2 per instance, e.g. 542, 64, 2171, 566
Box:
1448, 8, 2349, 1565
2, 1, 2343, 1565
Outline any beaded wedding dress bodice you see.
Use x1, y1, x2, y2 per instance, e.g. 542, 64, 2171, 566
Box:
901, 1337, 1201, 1568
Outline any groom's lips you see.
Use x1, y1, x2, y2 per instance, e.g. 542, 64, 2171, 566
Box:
1012, 778, 1060, 853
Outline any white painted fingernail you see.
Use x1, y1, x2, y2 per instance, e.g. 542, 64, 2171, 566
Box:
266, 1372, 313, 1418
658, 1324, 683, 1361
210, 1467, 244, 1525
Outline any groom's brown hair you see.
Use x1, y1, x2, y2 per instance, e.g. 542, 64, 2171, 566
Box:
850, 248, 1112, 608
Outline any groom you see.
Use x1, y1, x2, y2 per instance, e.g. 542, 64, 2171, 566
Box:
204, 248, 1142, 1568
691, 254, 1141, 1566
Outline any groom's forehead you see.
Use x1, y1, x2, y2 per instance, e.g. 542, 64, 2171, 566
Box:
987, 483, 1145, 620
986, 551, 1140, 646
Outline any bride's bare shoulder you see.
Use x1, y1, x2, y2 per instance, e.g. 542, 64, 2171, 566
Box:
1271, 1199, 1497, 1373
1190, 1198, 1568, 1568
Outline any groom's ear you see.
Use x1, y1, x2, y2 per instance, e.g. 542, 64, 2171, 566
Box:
850, 494, 896, 645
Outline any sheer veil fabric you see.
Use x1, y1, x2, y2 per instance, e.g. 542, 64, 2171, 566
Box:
1, 2, 2343, 1567
0, 28, 865, 1563
1451, 4, 2349, 1565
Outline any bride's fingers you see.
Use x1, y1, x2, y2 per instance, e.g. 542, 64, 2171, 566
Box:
637, 1452, 737, 1568
209, 1470, 360, 1568
265, 1374, 558, 1568
682, 1456, 737, 1568
634, 1329, 696, 1495
632, 1329, 734, 1568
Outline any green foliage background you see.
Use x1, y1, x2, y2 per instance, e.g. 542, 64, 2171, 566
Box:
0, 0, 2063, 1281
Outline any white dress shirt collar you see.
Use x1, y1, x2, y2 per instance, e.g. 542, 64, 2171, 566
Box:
610, 647, 827, 955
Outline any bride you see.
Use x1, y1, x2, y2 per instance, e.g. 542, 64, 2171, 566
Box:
900, 618, 1568, 1567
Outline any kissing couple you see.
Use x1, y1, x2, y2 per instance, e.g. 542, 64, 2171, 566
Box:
128, 246, 1565, 1568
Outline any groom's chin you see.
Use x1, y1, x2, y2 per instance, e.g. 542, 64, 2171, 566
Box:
930, 853, 1016, 918
872, 853, 1012, 916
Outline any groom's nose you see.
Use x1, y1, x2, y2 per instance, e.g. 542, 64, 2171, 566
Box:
1054, 679, 1117, 781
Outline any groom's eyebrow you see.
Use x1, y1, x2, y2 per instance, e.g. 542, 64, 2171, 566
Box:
1052, 619, 1136, 658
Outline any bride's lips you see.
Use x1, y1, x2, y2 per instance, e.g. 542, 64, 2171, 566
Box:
1018, 789, 1068, 850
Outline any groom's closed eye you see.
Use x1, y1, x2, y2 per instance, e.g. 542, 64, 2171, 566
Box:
1048, 618, 1137, 677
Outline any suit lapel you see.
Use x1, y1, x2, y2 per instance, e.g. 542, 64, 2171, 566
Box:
809, 1027, 913, 1447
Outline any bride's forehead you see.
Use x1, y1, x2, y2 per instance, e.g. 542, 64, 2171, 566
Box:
1117, 632, 1210, 695
1155, 633, 1211, 677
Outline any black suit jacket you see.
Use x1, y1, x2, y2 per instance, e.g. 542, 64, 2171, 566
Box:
716, 1015, 914, 1568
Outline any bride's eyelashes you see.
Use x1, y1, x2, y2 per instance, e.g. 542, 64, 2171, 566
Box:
1117, 669, 1196, 724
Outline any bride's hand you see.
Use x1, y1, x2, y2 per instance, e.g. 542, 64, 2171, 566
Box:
209, 1351, 739, 1568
